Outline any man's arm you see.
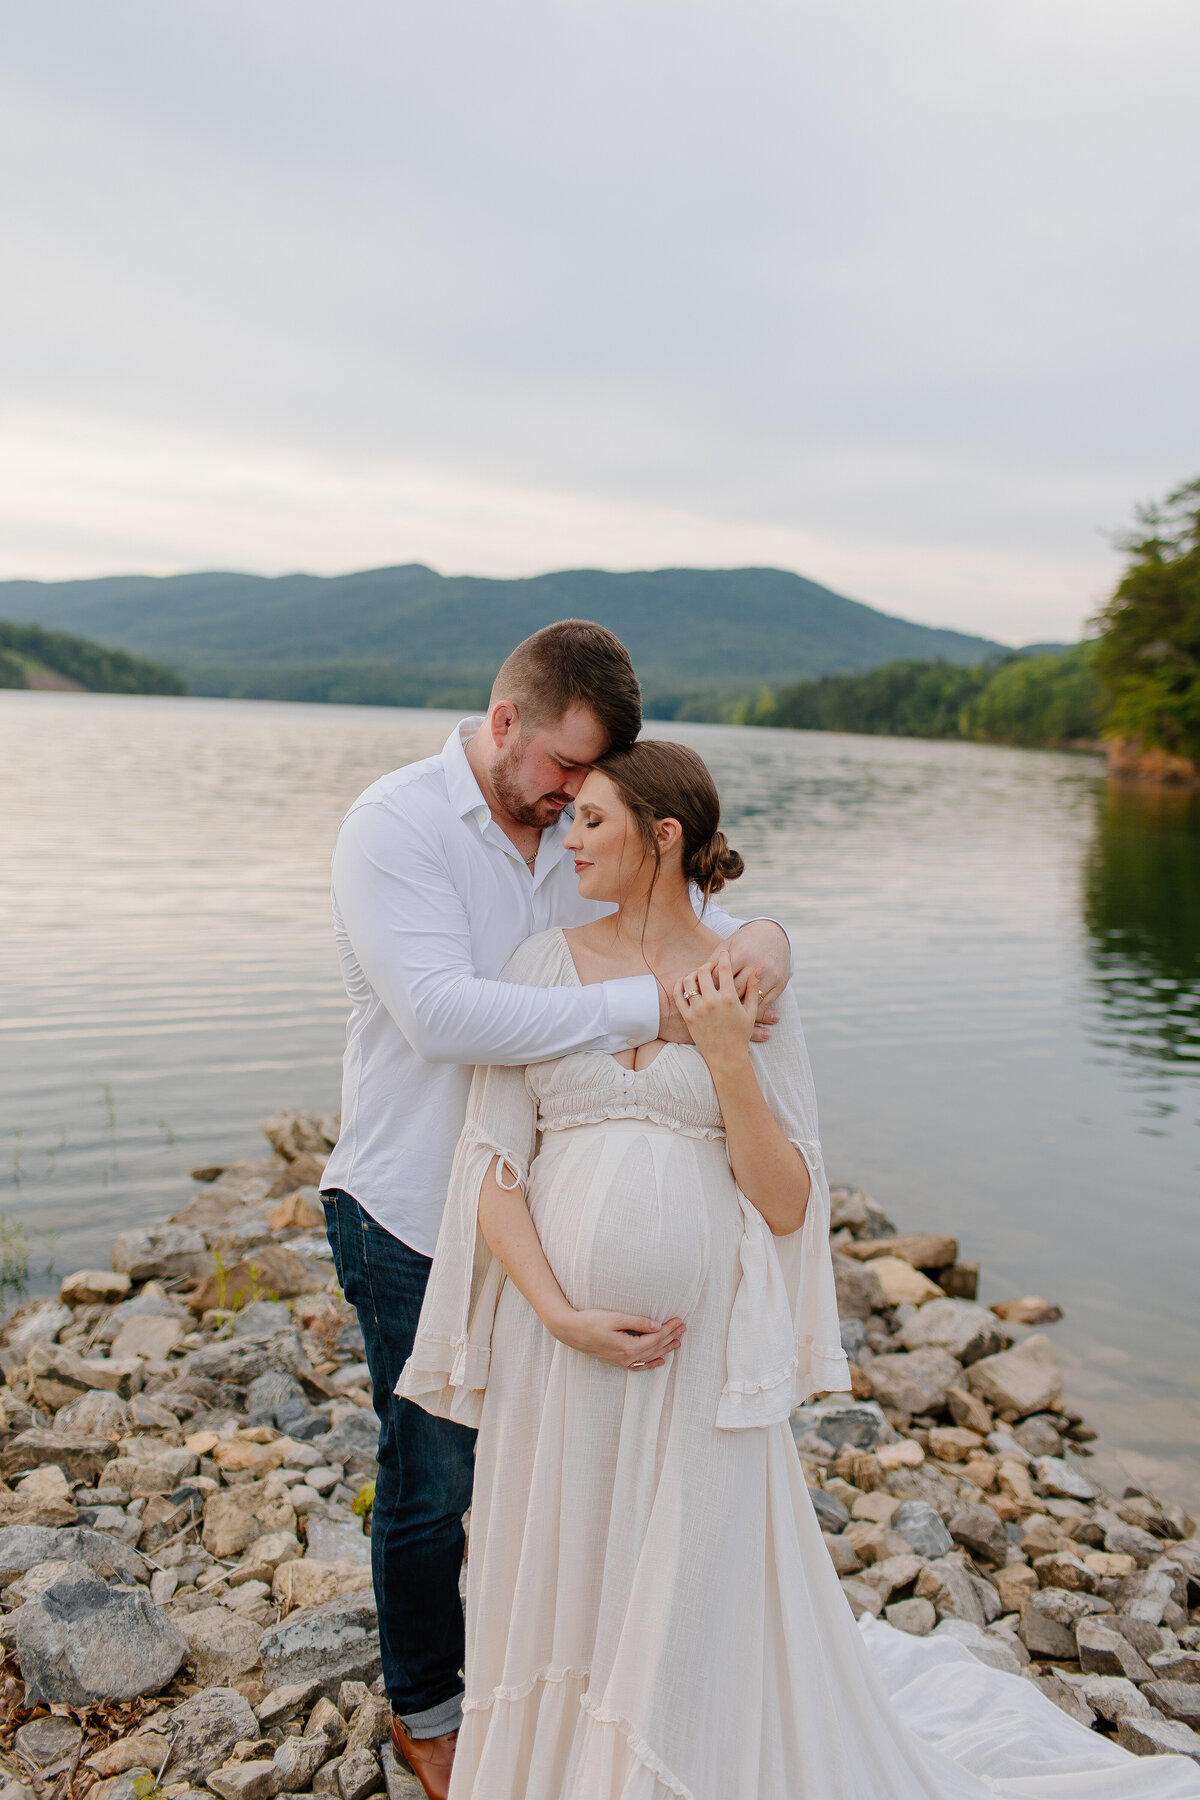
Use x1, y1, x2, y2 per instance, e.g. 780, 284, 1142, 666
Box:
694, 889, 793, 1006
333, 806, 659, 1065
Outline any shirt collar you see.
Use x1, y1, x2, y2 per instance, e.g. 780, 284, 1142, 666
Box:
442, 718, 493, 831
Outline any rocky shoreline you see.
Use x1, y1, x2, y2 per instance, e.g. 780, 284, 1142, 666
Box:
0, 1114, 1196, 1800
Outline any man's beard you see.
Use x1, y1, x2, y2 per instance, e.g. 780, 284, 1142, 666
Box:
491, 742, 573, 829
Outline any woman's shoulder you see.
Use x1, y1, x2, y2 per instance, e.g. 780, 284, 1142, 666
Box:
499, 928, 574, 986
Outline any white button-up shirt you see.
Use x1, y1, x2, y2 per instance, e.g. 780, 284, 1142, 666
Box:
322, 720, 747, 1254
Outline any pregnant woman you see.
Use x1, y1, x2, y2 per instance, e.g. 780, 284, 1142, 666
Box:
399, 741, 1200, 1799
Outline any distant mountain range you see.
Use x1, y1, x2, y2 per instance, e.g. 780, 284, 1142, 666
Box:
0, 564, 1035, 715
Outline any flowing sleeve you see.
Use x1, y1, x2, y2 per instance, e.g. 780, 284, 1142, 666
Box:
395, 936, 553, 1426
716, 987, 851, 1431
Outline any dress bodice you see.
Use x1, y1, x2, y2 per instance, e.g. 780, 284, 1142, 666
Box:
526, 1042, 726, 1140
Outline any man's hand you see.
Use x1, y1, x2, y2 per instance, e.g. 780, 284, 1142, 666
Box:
719, 920, 790, 1040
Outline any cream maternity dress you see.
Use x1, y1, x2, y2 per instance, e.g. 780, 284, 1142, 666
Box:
399, 928, 1200, 1800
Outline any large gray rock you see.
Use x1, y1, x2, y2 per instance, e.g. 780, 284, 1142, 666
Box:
1020, 1587, 1111, 1660
274, 1732, 334, 1789
965, 1335, 1061, 1419
1118, 1567, 1178, 1625
338, 1747, 383, 1800
162, 1686, 259, 1782
305, 1518, 371, 1569
809, 1489, 850, 1533
202, 1478, 297, 1558
56, 1390, 134, 1437
1144, 1681, 1200, 1725
27, 1342, 143, 1411
791, 1399, 893, 1453
111, 1225, 209, 1284
2, 1302, 73, 1360
246, 1371, 327, 1442
898, 1299, 1010, 1367
8, 1563, 187, 1704
0, 1525, 147, 1587
862, 1348, 962, 1417
920, 1556, 987, 1628
259, 1590, 380, 1698
891, 1501, 953, 1559
188, 1330, 303, 1385
1076, 1618, 1152, 1681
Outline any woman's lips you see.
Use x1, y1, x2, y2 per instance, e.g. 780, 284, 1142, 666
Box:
573, 860, 591, 873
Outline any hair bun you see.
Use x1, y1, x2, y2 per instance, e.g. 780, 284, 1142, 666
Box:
687, 829, 744, 896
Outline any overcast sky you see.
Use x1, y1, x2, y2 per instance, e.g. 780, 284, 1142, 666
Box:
2, 1, 1197, 643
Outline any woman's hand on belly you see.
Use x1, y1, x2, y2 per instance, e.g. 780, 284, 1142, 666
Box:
549, 1305, 686, 1371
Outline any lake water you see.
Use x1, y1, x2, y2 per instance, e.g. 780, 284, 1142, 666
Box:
3, 690, 1198, 1506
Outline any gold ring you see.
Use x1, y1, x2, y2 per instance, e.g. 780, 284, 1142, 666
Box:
757, 989, 766, 1003
630, 1360, 648, 1369
683, 989, 697, 1000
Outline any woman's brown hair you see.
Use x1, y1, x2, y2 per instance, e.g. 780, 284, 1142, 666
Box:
593, 740, 744, 901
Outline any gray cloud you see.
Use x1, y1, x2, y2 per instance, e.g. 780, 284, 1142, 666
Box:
1, 0, 1197, 640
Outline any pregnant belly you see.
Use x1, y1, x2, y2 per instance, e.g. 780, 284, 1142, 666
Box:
528, 1121, 736, 1322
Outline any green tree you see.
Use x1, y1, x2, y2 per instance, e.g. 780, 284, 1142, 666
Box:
959, 642, 1102, 746
1092, 479, 1200, 762
0, 647, 27, 688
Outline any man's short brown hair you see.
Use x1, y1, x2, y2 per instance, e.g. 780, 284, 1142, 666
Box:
491, 619, 642, 751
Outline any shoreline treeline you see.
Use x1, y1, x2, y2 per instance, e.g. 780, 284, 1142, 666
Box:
0, 619, 187, 697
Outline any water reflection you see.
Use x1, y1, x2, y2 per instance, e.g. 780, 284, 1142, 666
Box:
1084, 783, 1200, 1087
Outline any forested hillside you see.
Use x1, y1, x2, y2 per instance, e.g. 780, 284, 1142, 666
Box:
0, 564, 1006, 712
0, 620, 186, 696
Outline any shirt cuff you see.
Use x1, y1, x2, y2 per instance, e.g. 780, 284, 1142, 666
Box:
600, 973, 660, 1051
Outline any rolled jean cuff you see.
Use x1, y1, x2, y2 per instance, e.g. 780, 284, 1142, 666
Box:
397, 1692, 463, 1739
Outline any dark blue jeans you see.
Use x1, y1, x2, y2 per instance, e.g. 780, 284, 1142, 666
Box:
321, 1190, 477, 1733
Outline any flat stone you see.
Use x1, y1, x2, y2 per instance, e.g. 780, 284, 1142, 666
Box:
0, 1524, 147, 1586
862, 1348, 962, 1418
868, 1258, 945, 1307
162, 1686, 259, 1782
994, 1564, 1040, 1613
111, 1315, 186, 1362
891, 1500, 953, 1559
111, 1225, 209, 1284
85, 1733, 172, 1778
305, 1518, 370, 1568
1143, 1680, 1200, 1724
188, 1331, 304, 1386
207, 1761, 282, 1800
214, 1439, 290, 1477
9, 1562, 187, 1704
231, 1532, 304, 1585
989, 1297, 1063, 1326
337, 1748, 382, 1800
851, 1491, 901, 1526
2, 1430, 119, 1486
1105, 1521, 1164, 1568
179, 1607, 263, 1685
948, 1505, 1010, 1567
273, 1560, 366, 1610
88, 1770, 155, 1800
1117, 1716, 1200, 1763
823, 1533, 864, 1576
1119, 1567, 1178, 1624
56, 1390, 134, 1437
926, 1426, 984, 1463
13, 1715, 84, 1768
858, 1553, 924, 1603
255, 1679, 323, 1729
1146, 1649, 1200, 1684
946, 1386, 993, 1435
60, 1271, 131, 1307
259, 1590, 381, 1698
898, 1299, 1010, 1367
933, 1617, 1023, 1674
1034, 1456, 1096, 1502
918, 1556, 987, 1628
885, 1597, 936, 1636
203, 1479, 298, 1558
965, 1335, 1061, 1419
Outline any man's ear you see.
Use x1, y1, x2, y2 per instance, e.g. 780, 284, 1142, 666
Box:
489, 700, 519, 748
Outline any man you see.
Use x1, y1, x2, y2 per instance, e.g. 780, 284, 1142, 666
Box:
321, 620, 790, 1800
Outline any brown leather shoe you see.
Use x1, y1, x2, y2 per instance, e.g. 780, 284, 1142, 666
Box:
391, 1716, 458, 1800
